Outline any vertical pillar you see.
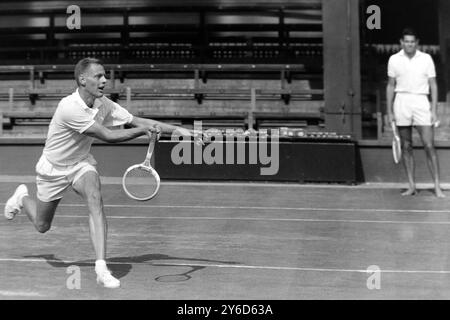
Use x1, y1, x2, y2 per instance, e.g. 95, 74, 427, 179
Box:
438, 0, 450, 101
109, 69, 115, 89
8, 88, 14, 110
323, 0, 362, 138
126, 87, 131, 110
248, 88, 256, 129
199, 10, 208, 63
29, 67, 35, 89
121, 11, 130, 61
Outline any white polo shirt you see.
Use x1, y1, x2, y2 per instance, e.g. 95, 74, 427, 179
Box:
387, 49, 436, 95
43, 89, 133, 166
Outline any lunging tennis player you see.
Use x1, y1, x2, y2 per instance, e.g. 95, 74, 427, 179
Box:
3, 58, 193, 288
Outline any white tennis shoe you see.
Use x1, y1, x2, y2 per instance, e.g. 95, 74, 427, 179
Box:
4, 184, 28, 220
96, 270, 121, 289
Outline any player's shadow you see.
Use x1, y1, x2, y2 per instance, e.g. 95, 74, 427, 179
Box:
23, 253, 238, 281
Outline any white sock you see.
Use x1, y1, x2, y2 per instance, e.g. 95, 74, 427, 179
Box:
95, 259, 108, 274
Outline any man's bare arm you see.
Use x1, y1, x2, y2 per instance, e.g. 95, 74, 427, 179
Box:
129, 116, 192, 136
386, 76, 396, 123
429, 77, 438, 122
83, 121, 151, 143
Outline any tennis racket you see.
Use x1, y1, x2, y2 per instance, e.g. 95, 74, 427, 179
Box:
391, 121, 402, 164
122, 130, 161, 201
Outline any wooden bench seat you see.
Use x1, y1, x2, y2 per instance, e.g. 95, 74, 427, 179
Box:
0, 86, 323, 106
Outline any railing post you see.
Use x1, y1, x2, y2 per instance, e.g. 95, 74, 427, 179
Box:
8, 88, 14, 110
110, 69, 115, 89
375, 89, 382, 140
194, 69, 200, 89
126, 86, 131, 110
30, 67, 35, 89
248, 87, 256, 130
0, 111, 3, 136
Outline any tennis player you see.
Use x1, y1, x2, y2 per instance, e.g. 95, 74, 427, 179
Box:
386, 28, 445, 197
3, 58, 194, 288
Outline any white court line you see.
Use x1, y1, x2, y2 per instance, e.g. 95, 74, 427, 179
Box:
1, 202, 448, 214
63, 204, 450, 214
1, 175, 449, 189
0, 290, 44, 297
0, 257, 449, 275
57, 214, 450, 225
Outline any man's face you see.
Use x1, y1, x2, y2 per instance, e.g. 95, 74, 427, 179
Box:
400, 35, 418, 55
81, 63, 107, 98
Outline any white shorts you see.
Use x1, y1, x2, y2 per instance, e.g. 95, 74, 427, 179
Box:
36, 154, 98, 202
393, 93, 432, 126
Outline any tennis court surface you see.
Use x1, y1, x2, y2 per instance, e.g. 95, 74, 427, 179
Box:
1, 178, 450, 300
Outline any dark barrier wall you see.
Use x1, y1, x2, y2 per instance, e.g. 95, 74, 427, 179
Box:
2, 138, 450, 183
0, 138, 356, 183
155, 140, 356, 183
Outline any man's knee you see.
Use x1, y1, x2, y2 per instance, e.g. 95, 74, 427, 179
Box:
35, 199, 59, 233
82, 183, 104, 213
423, 141, 435, 151
401, 141, 413, 153
85, 188, 102, 203
74, 172, 102, 201
36, 221, 51, 233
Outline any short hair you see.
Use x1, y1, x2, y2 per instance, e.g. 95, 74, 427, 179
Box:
401, 28, 418, 40
74, 57, 102, 86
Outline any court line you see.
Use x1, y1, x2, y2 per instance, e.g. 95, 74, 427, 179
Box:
0, 257, 449, 275
64, 204, 450, 214
2, 202, 447, 214
55, 214, 450, 225
1, 175, 449, 189
0, 290, 44, 297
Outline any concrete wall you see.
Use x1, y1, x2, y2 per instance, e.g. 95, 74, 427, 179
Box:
357, 143, 450, 183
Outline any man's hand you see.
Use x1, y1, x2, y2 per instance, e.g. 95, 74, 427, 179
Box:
171, 127, 211, 145
175, 127, 193, 137
431, 111, 438, 127
146, 125, 162, 140
388, 113, 395, 125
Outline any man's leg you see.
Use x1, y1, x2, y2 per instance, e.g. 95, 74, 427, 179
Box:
4, 184, 60, 232
22, 196, 60, 233
416, 125, 445, 198
72, 171, 106, 260
72, 170, 120, 288
397, 126, 416, 196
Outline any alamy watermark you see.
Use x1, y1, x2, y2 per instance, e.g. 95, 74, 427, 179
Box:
366, 265, 381, 290
170, 121, 280, 176
66, 265, 81, 290
66, 4, 382, 31
66, 5, 81, 30
366, 5, 381, 30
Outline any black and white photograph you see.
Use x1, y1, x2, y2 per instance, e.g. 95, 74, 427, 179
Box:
0, 0, 449, 306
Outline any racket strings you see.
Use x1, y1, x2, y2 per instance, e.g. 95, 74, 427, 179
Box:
123, 166, 160, 200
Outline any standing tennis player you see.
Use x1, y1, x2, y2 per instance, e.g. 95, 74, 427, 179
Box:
386, 28, 445, 197
3, 58, 194, 288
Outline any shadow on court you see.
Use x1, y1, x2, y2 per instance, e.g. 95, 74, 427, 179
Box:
22, 253, 238, 282
400, 188, 442, 196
